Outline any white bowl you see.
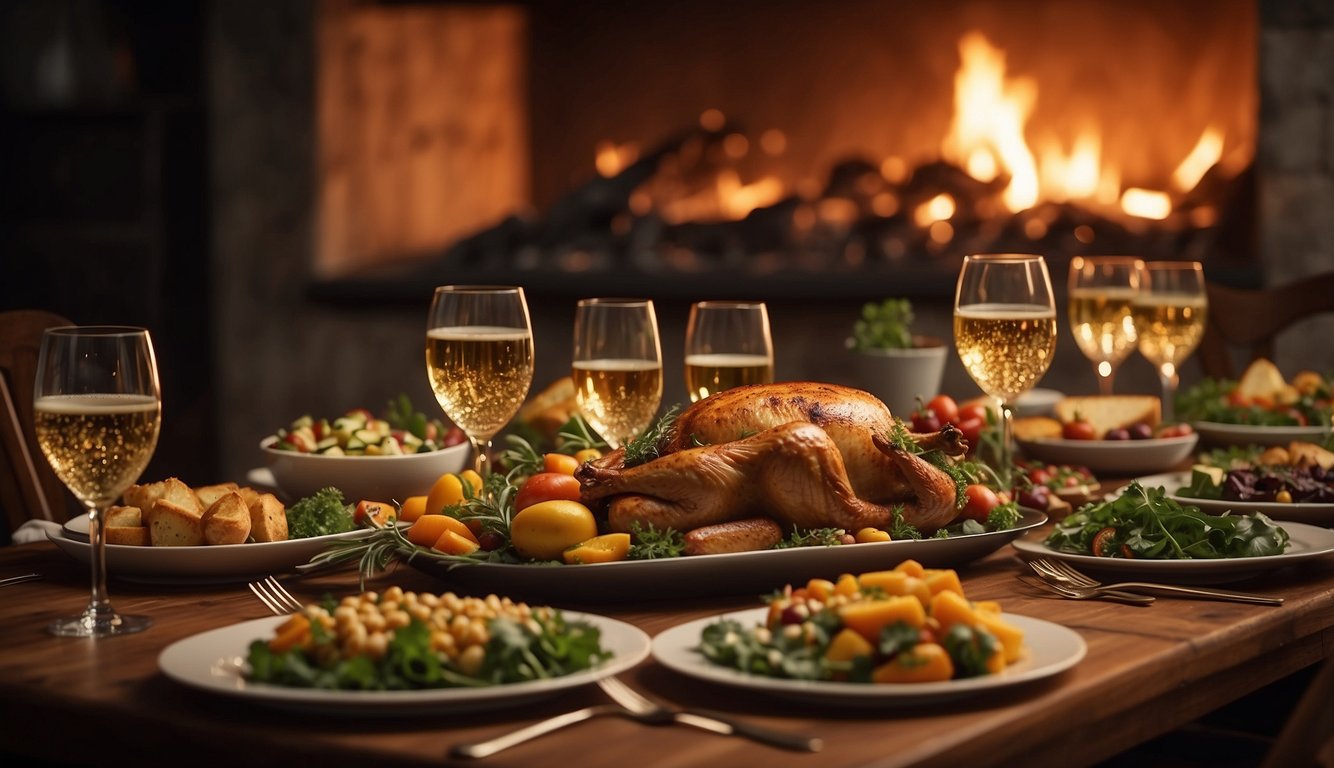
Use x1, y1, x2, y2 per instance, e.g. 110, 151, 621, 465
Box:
1016, 432, 1199, 477
1014, 388, 1062, 418
260, 437, 470, 503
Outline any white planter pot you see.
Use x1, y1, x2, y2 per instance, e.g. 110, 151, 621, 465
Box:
850, 336, 949, 420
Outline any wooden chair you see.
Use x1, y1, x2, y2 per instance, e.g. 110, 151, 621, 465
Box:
1198, 271, 1334, 380
0, 310, 75, 541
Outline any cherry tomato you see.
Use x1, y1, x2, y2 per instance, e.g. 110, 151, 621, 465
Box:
1026, 468, 1054, 487
1090, 527, 1118, 557
514, 472, 583, 513
1062, 420, 1098, 440
956, 417, 985, 454
925, 395, 959, 426
911, 407, 942, 433
1156, 423, 1194, 438
543, 452, 581, 475
957, 403, 990, 424
959, 484, 1000, 522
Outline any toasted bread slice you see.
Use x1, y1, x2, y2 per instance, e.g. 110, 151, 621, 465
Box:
105, 505, 142, 528
105, 526, 151, 546
248, 493, 288, 542
125, 477, 203, 520
1288, 441, 1334, 470
202, 492, 253, 545
1054, 395, 1161, 438
146, 499, 204, 546
234, 485, 261, 509
194, 482, 240, 510
1012, 416, 1062, 441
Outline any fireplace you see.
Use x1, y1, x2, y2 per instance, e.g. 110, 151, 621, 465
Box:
309, 0, 1258, 299
206, 0, 1334, 489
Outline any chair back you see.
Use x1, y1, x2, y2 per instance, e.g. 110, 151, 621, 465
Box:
1198, 272, 1334, 380
0, 310, 75, 538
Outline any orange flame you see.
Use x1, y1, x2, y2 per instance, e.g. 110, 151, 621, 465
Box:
945, 32, 1038, 212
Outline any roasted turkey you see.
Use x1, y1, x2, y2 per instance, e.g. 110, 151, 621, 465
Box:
576, 382, 967, 537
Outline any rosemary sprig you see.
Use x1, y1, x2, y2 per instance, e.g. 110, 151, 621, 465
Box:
623, 405, 681, 467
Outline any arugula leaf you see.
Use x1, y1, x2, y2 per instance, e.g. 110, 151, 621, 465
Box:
1044, 482, 1290, 560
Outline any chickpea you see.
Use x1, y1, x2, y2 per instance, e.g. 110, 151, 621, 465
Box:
458, 645, 486, 677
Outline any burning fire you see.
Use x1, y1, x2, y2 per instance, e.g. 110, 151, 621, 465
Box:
597, 31, 1234, 229
942, 32, 1227, 222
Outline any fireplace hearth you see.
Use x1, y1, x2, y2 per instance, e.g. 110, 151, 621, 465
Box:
309, 1, 1258, 302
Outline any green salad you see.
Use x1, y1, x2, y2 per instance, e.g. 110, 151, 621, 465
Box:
1044, 482, 1289, 559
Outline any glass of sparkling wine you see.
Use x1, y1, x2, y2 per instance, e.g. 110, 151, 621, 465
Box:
572, 298, 663, 449
954, 254, 1058, 479
1133, 261, 1208, 423
426, 285, 534, 477
1068, 256, 1143, 395
684, 300, 774, 402
34, 326, 161, 637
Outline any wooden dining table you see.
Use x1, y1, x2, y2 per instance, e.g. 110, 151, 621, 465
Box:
0, 509, 1331, 768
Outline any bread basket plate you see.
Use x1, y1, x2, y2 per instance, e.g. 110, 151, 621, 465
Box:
1011, 520, 1334, 584
402, 510, 1046, 602
48, 515, 379, 584
1133, 471, 1334, 526
652, 607, 1084, 707
1016, 433, 1198, 476
159, 611, 650, 715
1191, 421, 1332, 448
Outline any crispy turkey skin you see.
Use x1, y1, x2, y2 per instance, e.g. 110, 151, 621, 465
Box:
576, 382, 967, 536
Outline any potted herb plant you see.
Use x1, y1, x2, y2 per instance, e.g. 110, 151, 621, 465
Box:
847, 299, 949, 419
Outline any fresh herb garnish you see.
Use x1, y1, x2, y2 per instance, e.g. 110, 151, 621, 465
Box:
776, 528, 847, 548
627, 522, 685, 559
285, 487, 355, 539
1045, 482, 1290, 559
623, 405, 680, 467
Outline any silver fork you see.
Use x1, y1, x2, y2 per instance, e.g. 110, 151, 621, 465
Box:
0, 573, 42, 588
597, 675, 822, 752
449, 703, 667, 759
248, 575, 304, 615
1032, 558, 1284, 606
1019, 573, 1155, 606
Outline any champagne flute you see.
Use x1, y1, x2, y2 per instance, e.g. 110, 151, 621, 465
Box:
1067, 256, 1143, 395
426, 285, 534, 477
1133, 261, 1208, 423
34, 326, 161, 637
954, 254, 1057, 481
684, 300, 774, 402
572, 298, 663, 449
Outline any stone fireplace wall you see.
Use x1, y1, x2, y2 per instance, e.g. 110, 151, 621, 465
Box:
208, 0, 1334, 482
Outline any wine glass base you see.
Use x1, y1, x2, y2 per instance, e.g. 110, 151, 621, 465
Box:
48, 611, 152, 638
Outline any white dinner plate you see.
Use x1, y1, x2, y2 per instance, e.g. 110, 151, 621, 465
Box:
48, 515, 379, 584
1011, 520, 1334, 584
1134, 471, 1334, 526
406, 510, 1047, 601
159, 612, 650, 715
1016, 433, 1198, 476
1192, 421, 1332, 448
651, 607, 1085, 707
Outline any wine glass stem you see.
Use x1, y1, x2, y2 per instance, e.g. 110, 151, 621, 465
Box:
997, 400, 1014, 488
87, 503, 112, 617
1159, 365, 1179, 424
470, 436, 493, 477
1097, 365, 1116, 396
